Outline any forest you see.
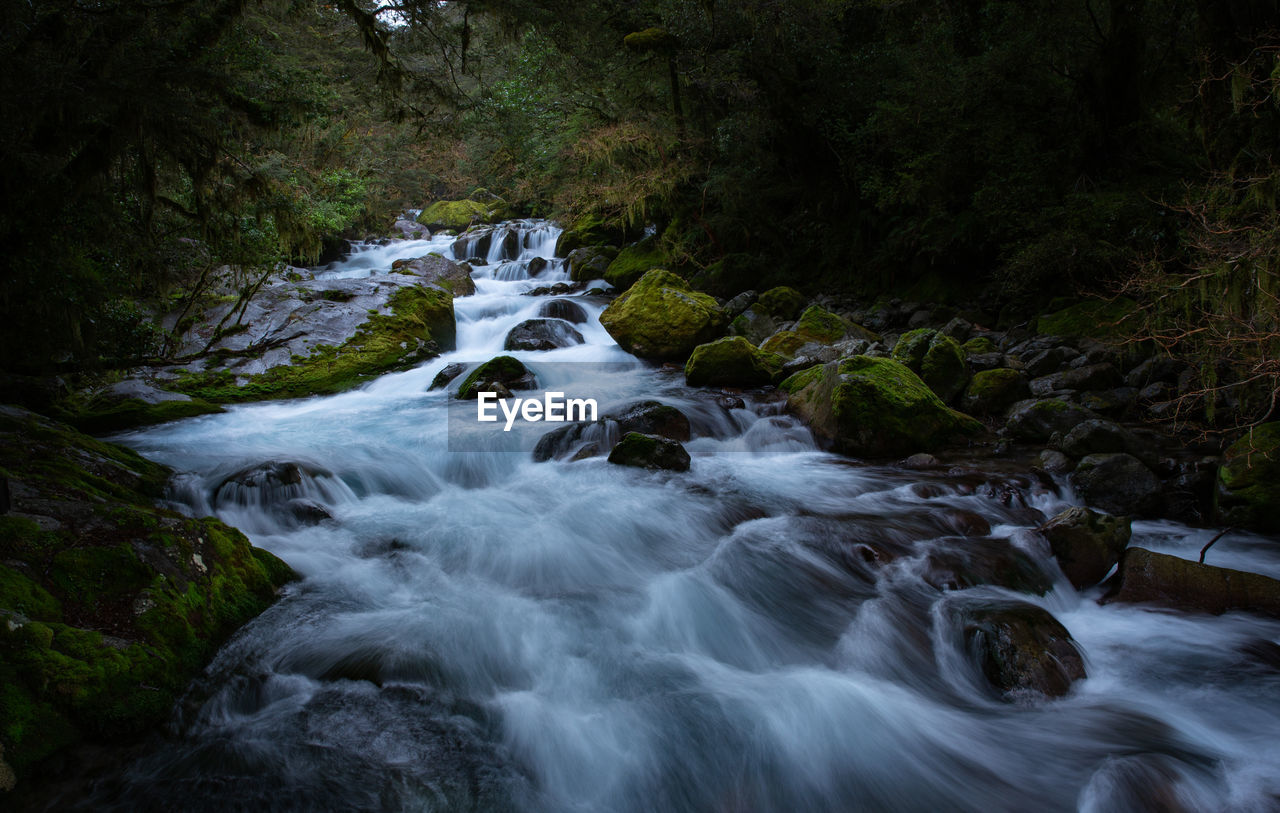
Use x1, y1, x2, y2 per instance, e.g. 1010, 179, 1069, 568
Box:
1, 0, 1277, 428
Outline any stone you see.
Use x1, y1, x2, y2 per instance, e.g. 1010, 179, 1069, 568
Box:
956, 599, 1087, 699
603, 235, 668, 289
684, 336, 785, 387
781, 356, 983, 458
537, 299, 588, 324
1070, 453, 1161, 516
1038, 506, 1131, 589
1103, 547, 1280, 617
607, 432, 691, 471
1004, 399, 1097, 443
1059, 418, 1153, 463
1216, 422, 1280, 533
891, 328, 970, 403
503, 318, 585, 351
599, 269, 726, 360
430, 363, 468, 390
961, 369, 1030, 415
1029, 363, 1122, 397
455, 356, 538, 399
1024, 346, 1080, 377
754, 286, 807, 320
390, 253, 476, 296
566, 246, 617, 282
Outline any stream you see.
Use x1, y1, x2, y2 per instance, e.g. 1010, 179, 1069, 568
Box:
83, 221, 1280, 811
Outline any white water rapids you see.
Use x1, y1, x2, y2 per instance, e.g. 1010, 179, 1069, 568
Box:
82, 221, 1280, 811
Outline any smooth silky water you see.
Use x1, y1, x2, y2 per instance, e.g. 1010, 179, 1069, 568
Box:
80, 222, 1280, 811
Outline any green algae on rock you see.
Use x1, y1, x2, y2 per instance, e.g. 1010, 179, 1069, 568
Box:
603, 236, 669, 290
684, 336, 785, 387
416, 194, 510, 231
960, 368, 1030, 416
1216, 422, 1280, 533
599, 270, 726, 361
891, 328, 970, 403
0, 407, 293, 786
780, 356, 982, 457
1035, 297, 1138, 339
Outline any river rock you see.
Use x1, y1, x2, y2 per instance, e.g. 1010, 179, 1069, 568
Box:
960, 368, 1030, 415
754, 286, 807, 320
1071, 453, 1161, 516
390, 253, 476, 296
609, 400, 691, 440
1103, 547, 1280, 617
607, 432, 691, 471
566, 246, 617, 282
727, 304, 779, 345
532, 401, 690, 462
1059, 418, 1154, 464
957, 599, 1087, 699
1029, 363, 1121, 397
417, 195, 509, 230
684, 336, 785, 387
456, 356, 538, 399
1038, 506, 1131, 589
924, 538, 1054, 594
1004, 399, 1097, 443
1215, 422, 1280, 533
604, 235, 668, 289
722, 290, 757, 319
537, 298, 588, 324
503, 318, 585, 351
891, 328, 970, 404
0, 408, 293, 785
392, 218, 428, 240
1024, 346, 1080, 377
429, 362, 468, 390
762, 305, 880, 358
781, 356, 982, 458
599, 269, 726, 360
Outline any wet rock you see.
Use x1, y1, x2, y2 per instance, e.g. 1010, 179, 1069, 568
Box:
903, 453, 940, 468
1029, 363, 1121, 397
526, 282, 584, 297
1024, 346, 1080, 377
392, 218, 429, 240
1071, 453, 1161, 516
1038, 506, 1131, 589
417, 195, 509, 230
503, 318, 585, 351
957, 599, 1087, 699
1080, 755, 1197, 813
1077, 386, 1137, 416
599, 269, 726, 360
890, 328, 970, 404
781, 356, 982, 458
761, 305, 880, 358
940, 317, 974, 342
537, 298, 588, 324
604, 235, 669, 289
717, 395, 746, 411
1215, 422, 1280, 533
722, 290, 757, 319
1034, 449, 1073, 474
214, 461, 331, 506
961, 368, 1030, 415
390, 253, 476, 296
727, 304, 779, 345
566, 246, 617, 282
754, 286, 807, 320
526, 257, 549, 277
455, 356, 538, 399
608, 400, 691, 441
429, 362, 468, 390
966, 352, 1008, 372
286, 498, 333, 525
1103, 547, 1280, 617
1059, 419, 1153, 463
1125, 355, 1188, 388
925, 539, 1053, 594
685, 336, 785, 387
607, 432, 691, 471
1004, 399, 1097, 443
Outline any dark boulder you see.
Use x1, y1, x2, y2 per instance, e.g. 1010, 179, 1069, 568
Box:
429, 362, 468, 390
1216, 422, 1280, 533
1070, 453, 1162, 516
1029, 363, 1122, 397
538, 298, 588, 324
609, 400, 691, 441
455, 356, 538, 399
1038, 506, 1131, 589
1103, 547, 1280, 617
957, 600, 1088, 699
607, 432, 691, 471
503, 318, 585, 351
923, 538, 1054, 595
390, 253, 476, 296
1004, 399, 1097, 443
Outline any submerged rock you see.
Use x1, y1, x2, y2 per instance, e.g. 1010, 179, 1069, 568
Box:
684, 336, 785, 387
0, 407, 293, 786
429, 362, 468, 390
781, 356, 982, 458
607, 432, 691, 471
503, 318, 585, 351
599, 269, 726, 360
1216, 422, 1280, 533
957, 599, 1087, 699
1038, 506, 1131, 589
455, 356, 538, 399
1103, 547, 1280, 617
537, 298, 588, 324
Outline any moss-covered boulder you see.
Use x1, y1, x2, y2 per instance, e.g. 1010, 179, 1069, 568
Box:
761, 305, 880, 358
417, 193, 509, 231
891, 328, 970, 403
603, 236, 669, 290
1216, 422, 1280, 533
1039, 506, 1131, 590
1103, 547, 1280, 617
554, 213, 623, 256
599, 269, 726, 360
960, 368, 1030, 416
962, 336, 997, 355
172, 283, 455, 403
0, 407, 293, 788
1036, 297, 1138, 339
607, 432, 690, 471
389, 253, 476, 296
455, 356, 538, 399
780, 356, 983, 458
684, 337, 785, 388
755, 286, 807, 321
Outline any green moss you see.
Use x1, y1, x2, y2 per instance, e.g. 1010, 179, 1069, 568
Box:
1036, 297, 1138, 338
623, 27, 676, 51
455, 356, 530, 399
66, 396, 225, 434
892, 329, 969, 403
684, 336, 784, 387
174, 284, 454, 403
0, 564, 61, 620
961, 368, 1029, 415
962, 336, 997, 355
782, 356, 982, 457
794, 306, 849, 343
1217, 422, 1280, 533
417, 197, 506, 230
599, 269, 726, 360
603, 236, 669, 290
755, 286, 807, 320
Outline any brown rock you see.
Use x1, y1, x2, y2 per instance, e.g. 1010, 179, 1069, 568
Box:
1103, 547, 1280, 617
1039, 507, 1131, 589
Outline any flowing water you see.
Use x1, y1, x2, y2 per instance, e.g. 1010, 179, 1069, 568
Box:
82, 221, 1280, 811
